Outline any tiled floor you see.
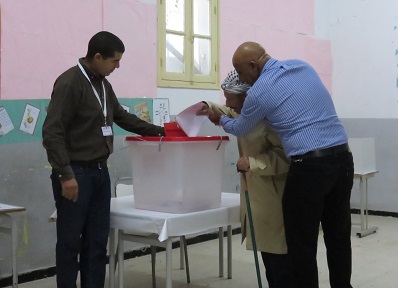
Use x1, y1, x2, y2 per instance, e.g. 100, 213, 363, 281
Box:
9, 214, 398, 288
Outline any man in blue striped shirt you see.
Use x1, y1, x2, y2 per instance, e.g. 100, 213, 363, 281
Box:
214, 42, 354, 288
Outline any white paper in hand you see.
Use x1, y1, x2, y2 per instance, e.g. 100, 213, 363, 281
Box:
175, 102, 208, 137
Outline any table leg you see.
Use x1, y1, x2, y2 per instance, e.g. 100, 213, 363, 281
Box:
179, 238, 184, 269
359, 176, 365, 232
356, 175, 378, 238
0, 214, 19, 288
11, 216, 18, 288
218, 227, 223, 277
227, 225, 232, 279
118, 230, 125, 288
365, 177, 370, 229
151, 246, 156, 288
165, 239, 172, 288
109, 228, 115, 288
182, 237, 190, 283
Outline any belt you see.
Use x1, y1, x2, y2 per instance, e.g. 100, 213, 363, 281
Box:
291, 143, 350, 160
70, 161, 107, 169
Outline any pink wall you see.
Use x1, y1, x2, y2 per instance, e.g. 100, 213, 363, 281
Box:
0, 0, 158, 100
0, 0, 332, 100
103, 0, 158, 99
1, 0, 102, 100
219, 0, 332, 92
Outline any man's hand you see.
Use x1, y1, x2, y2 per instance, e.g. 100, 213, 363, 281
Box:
196, 102, 224, 126
237, 156, 250, 172
196, 102, 212, 116
61, 178, 79, 202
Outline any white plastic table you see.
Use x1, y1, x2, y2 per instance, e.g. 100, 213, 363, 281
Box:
108, 192, 240, 288
0, 203, 26, 288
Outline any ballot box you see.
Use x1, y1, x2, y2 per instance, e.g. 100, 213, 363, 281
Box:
125, 135, 230, 213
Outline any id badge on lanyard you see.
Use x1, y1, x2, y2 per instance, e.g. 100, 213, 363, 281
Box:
101, 126, 113, 136
78, 62, 113, 136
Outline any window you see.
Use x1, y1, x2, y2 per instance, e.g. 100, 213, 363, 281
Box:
157, 0, 219, 89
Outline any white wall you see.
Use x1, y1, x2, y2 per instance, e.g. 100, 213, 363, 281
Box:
315, 0, 398, 213
315, 0, 398, 118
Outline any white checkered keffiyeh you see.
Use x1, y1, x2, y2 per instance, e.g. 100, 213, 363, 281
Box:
221, 69, 251, 94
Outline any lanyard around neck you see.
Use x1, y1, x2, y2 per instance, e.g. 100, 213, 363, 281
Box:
77, 62, 107, 123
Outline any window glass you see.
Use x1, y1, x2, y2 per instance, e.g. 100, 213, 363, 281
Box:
194, 38, 210, 75
166, 0, 185, 32
193, 0, 210, 36
166, 34, 185, 73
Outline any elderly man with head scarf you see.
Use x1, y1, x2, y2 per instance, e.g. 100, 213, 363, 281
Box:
197, 70, 291, 288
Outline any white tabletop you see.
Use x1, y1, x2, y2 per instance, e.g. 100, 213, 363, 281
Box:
0, 203, 26, 214
354, 170, 378, 176
110, 192, 240, 242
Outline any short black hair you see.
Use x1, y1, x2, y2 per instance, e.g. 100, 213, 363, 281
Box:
85, 31, 125, 60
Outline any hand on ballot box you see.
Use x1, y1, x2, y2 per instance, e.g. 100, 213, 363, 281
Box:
195, 102, 224, 126
195, 102, 212, 116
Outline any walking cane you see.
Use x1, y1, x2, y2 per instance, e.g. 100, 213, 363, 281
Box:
245, 189, 263, 288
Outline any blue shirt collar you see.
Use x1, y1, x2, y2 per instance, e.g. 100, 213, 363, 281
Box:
262, 58, 278, 74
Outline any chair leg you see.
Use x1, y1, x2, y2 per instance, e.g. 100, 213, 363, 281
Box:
181, 236, 190, 283
151, 246, 157, 288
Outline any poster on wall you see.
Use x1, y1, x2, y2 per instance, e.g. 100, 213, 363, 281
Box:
134, 101, 151, 123
153, 98, 170, 127
19, 103, 41, 135
0, 106, 14, 137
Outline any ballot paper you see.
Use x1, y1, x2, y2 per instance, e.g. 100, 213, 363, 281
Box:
175, 102, 208, 137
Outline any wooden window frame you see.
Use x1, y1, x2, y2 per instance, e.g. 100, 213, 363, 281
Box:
157, 0, 219, 89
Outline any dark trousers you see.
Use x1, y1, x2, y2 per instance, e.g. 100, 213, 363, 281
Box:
51, 164, 111, 288
282, 151, 354, 288
261, 252, 291, 288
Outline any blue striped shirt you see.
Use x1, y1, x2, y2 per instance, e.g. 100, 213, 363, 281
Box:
221, 58, 348, 157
